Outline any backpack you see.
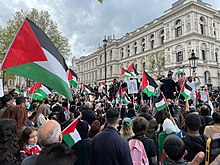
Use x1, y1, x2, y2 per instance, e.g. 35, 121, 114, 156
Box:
129, 138, 149, 165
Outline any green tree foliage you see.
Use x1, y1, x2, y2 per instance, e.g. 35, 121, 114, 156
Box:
0, 8, 71, 62
145, 50, 165, 78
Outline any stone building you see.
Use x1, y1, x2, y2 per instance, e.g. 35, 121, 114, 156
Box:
73, 0, 220, 88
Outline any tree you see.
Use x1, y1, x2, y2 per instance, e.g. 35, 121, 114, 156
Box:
145, 50, 165, 78
0, 8, 71, 62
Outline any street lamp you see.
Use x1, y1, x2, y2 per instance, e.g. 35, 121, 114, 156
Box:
188, 50, 199, 75
103, 36, 107, 93
207, 77, 212, 93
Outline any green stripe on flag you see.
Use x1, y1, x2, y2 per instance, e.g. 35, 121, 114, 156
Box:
62, 133, 75, 148
69, 79, 78, 88
5, 63, 72, 99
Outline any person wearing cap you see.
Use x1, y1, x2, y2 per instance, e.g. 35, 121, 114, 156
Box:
0, 94, 15, 118
91, 108, 133, 165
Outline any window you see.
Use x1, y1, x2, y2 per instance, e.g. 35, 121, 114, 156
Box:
151, 40, 154, 49
176, 51, 183, 62
8, 79, 13, 86
176, 26, 182, 37
121, 52, 124, 59
202, 50, 206, 60
175, 20, 182, 37
215, 53, 218, 62
142, 43, 145, 52
110, 66, 113, 77
161, 36, 164, 45
110, 50, 112, 61
127, 49, 130, 56
200, 24, 204, 35
100, 69, 102, 78
134, 47, 137, 54
100, 55, 102, 64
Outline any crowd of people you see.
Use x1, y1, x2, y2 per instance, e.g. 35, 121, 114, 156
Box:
0, 71, 220, 165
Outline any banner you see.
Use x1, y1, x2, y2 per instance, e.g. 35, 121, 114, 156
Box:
126, 80, 138, 94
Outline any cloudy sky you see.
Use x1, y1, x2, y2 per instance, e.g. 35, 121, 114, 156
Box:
1, 0, 220, 64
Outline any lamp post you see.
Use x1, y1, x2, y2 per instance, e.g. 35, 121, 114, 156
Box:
207, 77, 212, 93
103, 36, 107, 93
188, 50, 199, 76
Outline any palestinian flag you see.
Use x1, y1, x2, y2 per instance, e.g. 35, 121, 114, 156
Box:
142, 71, 158, 97
155, 92, 167, 111
127, 63, 138, 77
1, 18, 72, 100
121, 68, 132, 78
28, 82, 51, 100
180, 82, 192, 100
67, 68, 78, 88
82, 84, 91, 95
62, 117, 81, 148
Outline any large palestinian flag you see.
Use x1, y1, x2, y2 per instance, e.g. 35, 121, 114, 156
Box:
142, 71, 158, 97
1, 18, 72, 100
67, 68, 78, 88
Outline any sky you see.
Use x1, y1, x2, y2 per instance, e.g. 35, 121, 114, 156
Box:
0, 0, 220, 64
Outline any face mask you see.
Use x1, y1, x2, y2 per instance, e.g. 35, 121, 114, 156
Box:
13, 102, 16, 106
26, 102, 31, 110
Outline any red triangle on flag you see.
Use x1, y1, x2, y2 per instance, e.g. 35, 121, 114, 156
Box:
28, 82, 42, 94
62, 118, 79, 135
1, 19, 47, 69
67, 69, 73, 81
142, 71, 149, 90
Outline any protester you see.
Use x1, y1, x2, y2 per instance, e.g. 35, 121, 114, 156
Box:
182, 113, 207, 165
120, 117, 134, 140
21, 120, 63, 165
91, 108, 133, 165
36, 143, 76, 165
0, 94, 14, 118
204, 111, 220, 138
20, 127, 41, 156
0, 119, 22, 165
34, 103, 50, 127
130, 117, 158, 165
72, 120, 92, 165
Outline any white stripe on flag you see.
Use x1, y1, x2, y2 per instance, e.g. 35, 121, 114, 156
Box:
147, 85, 154, 92
41, 85, 51, 95
155, 99, 165, 108
69, 129, 81, 143
184, 87, 191, 96
35, 48, 69, 84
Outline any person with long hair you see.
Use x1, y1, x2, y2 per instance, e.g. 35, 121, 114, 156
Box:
34, 103, 50, 128
7, 105, 28, 140
0, 119, 20, 165
120, 117, 134, 141
20, 127, 41, 156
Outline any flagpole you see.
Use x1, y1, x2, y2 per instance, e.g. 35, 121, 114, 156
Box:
161, 92, 172, 116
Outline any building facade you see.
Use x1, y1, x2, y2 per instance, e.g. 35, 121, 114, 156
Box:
73, 0, 220, 88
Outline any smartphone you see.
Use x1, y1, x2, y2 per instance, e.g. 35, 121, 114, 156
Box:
205, 136, 220, 165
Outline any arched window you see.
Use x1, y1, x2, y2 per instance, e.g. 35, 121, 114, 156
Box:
200, 17, 205, 35
150, 34, 154, 49
175, 19, 182, 37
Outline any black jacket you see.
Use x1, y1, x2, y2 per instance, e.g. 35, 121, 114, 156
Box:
91, 126, 133, 165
